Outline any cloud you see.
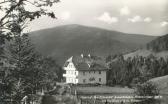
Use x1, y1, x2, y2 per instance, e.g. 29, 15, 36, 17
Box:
97, 12, 118, 24
60, 11, 71, 20
144, 17, 152, 22
120, 6, 131, 15
128, 15, 142, 23
161, 21, 168, 27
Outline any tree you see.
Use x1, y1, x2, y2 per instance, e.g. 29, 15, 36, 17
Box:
135, 81, 160, 104
38, 56, 63, 91
4, 34, 63, 100
0, 0, 59, 61
0, 0, 59, 37
0, 0, 60, 76
0, 0, 60, 103
107, 55, 130, 86
2, 34, 41, 101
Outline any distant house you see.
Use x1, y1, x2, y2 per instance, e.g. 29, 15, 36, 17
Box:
63, 54, 108, 84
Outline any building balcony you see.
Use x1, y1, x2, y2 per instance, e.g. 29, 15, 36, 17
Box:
63, 74, 77, 78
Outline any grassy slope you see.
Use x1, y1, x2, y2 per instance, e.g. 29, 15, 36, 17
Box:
75, 86, 134, 95
149, 75, 168, 104
149, 75, 168, 94
124, 49, 168, 60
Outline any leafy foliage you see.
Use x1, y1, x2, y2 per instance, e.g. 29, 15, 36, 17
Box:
89, 77, 95, 82
0, 34, 63, 102
135, 82, 159, 104
0, 0, 60, 102
0, 0, 59, 44
135, 82, 159, 96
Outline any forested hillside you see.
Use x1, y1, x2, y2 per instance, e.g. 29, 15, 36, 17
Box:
30, 24, 156, 65
147, 34, 168, 52
106, 54, 168, 87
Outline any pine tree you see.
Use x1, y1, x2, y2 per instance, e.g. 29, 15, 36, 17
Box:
3, 34, 42, 101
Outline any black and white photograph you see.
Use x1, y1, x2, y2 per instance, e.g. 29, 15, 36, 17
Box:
0, 0, 168, 104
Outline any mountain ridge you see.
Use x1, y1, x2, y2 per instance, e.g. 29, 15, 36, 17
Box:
31, 24, 155, 37
29, 24, 156, 65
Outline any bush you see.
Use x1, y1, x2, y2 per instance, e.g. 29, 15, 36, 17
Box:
135, 82, 159, 96
135, 81, 160, 104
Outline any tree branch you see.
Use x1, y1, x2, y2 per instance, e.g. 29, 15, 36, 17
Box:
0, 0, 24, 25
25, 0, 41, 7
0, 0, 10, 5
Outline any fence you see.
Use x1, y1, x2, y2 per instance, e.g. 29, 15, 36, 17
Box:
0, 101, 40, 104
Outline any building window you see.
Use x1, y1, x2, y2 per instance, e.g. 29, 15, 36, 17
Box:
89, 71, 91, 74
83, 79, 86, 83
99, 78, 101, 82
69, 64, 73, 68
83, 72, 85, 75
99, 71, 101, 74
75, 79, 77, 83
94, 71, 95, 73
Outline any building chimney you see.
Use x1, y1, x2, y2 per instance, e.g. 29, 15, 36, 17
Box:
67, 56, 73, 62
81, 54, 83, 58
88, 54, 91, 58
87, 63, 90, 67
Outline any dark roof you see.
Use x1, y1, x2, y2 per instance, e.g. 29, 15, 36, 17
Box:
76, 62, 89, 71
64, 54, 108, 71
63, 61, 69, 67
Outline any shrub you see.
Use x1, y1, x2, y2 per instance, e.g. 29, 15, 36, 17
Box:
135, 81, 160, 104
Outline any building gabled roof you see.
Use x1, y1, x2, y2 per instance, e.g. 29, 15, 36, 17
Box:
76, 62, 90, 71
63, 54, 108, 71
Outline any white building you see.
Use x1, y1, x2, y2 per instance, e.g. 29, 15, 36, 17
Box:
63, 54, 108, 84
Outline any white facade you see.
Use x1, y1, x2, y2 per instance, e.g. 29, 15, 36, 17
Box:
63, 61, 107, 84
78, 71, 106, 84
63, 62, 79, 84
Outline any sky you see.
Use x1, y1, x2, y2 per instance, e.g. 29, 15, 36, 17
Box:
26, 0, 168, 36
